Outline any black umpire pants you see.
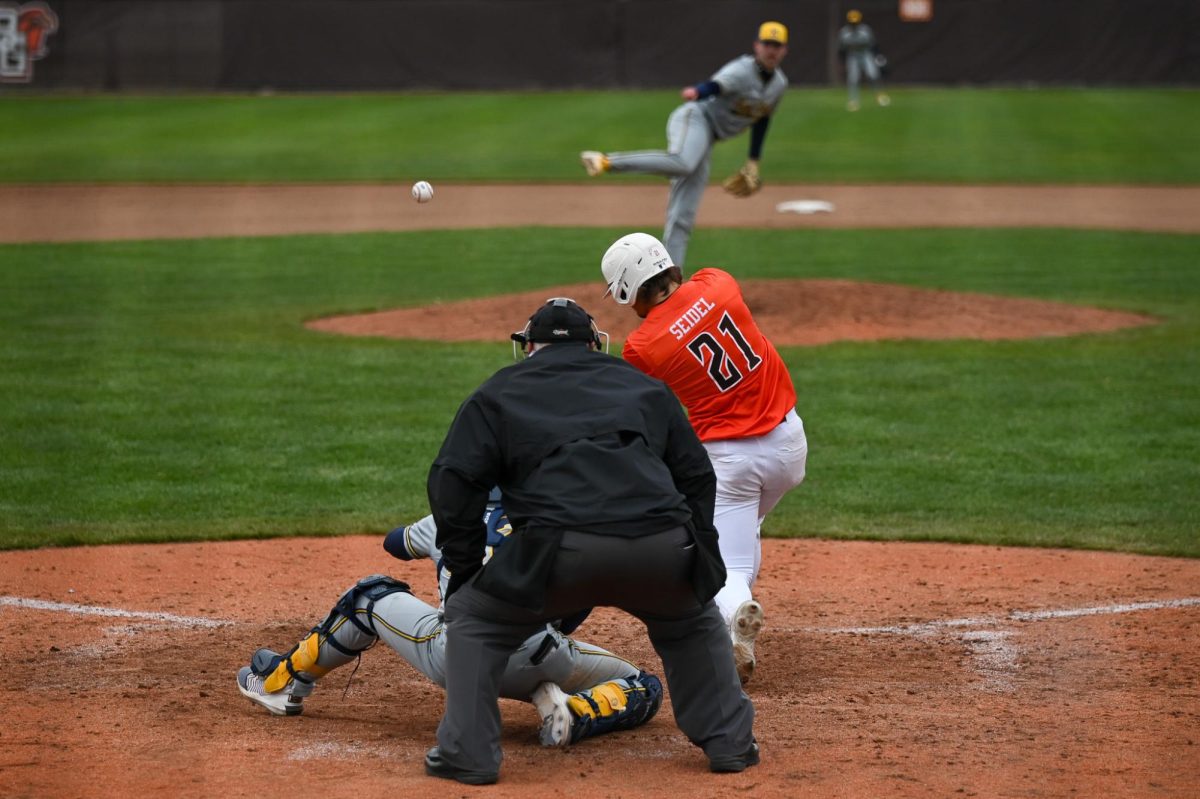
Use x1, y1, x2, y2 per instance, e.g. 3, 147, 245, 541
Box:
436, 525, 755, 775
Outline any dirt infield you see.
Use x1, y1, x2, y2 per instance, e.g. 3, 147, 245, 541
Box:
2, 539, 1197, 798
3, 183, 1198, 798
3, 183, 1199, 242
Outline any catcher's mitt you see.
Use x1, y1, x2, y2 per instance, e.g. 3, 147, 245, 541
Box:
722, 161, 761, 198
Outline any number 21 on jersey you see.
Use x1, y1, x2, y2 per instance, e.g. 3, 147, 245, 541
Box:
686, 311, 763, 392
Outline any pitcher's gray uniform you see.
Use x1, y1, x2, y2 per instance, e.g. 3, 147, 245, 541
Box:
838, 10, 890, 110
236, 498, 662, 745
580, 21, 789, 266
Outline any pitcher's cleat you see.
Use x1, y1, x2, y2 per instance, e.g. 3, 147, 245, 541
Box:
731, 600, 765, 685
580, 150, 610, 177
877, 93, 891, 107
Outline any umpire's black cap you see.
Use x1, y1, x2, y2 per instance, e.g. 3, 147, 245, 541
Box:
512, 297, 599, 346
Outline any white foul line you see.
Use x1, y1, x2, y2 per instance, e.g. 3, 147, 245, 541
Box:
797, 596, 1200, 693
1008, 598, 1200, 621
809, 597, 1200, 636
0, 595, 231, 628
4, 595, 1197, 638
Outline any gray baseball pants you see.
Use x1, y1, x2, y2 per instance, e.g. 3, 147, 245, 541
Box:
607, 102, 715, 267
435, 525, 755, 775
846, 52, 883, 104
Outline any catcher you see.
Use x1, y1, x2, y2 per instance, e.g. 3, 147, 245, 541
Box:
580, 20, 789, 266
235, 489, 662, 748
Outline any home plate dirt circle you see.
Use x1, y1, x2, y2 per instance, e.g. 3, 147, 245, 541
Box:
1, 538, 1197, 798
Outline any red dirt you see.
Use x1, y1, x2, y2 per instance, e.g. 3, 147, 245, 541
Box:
3, 184, 1199, 242
2, 538, 1197, 798
306, 279, 1156, 347
3, 183, 1197, 798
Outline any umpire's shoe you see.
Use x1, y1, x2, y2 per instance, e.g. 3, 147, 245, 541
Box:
424, 747, 499, 786
709, 740, 761, 773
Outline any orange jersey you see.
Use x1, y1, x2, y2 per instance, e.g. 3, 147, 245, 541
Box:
623, 268, 796, 441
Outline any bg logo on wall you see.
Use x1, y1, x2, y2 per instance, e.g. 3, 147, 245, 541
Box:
0, 1, 58, 83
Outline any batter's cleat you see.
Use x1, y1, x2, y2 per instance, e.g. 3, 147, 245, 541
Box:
877, 93, 891, 107
424, 747, 499, 785
731, 600, 765, 685
709, 740, 761, 773
531, 681, 573, 747
846, 100, 860, 112
580, 150, 610, 177
236, 648, 313, 716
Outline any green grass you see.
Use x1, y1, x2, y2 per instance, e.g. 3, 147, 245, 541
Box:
2, 228, 1197, 555
2, 88, 1197, 184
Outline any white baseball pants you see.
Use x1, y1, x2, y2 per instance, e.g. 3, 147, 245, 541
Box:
704, 409, 808, 624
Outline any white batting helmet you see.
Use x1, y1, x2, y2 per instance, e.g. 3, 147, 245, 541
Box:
600, 232, 676, 305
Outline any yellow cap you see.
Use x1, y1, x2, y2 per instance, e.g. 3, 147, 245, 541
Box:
757, 21, 788, 44
847, 9, 862, 24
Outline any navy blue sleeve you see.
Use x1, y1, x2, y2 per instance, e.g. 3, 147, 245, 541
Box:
748, 115, 771, 161
557, 608, 593, 636
383, 526, 415, 560
693, 80, 721, 99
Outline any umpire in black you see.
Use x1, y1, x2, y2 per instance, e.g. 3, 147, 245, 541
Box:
424, 297, 757, 784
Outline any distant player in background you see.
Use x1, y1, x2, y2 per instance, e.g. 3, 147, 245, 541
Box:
580, 21, 790, 267
235, 491, 662, 749
838, 9, 890, 111
600, 232, 808, 685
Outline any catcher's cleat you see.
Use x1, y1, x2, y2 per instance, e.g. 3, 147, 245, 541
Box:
731, 600, 765, 685
531, 681, 573, 747
580, 150, 610, 177
236, 648, 313, 716
532, 673, 663, 746
877, 93, 891, 107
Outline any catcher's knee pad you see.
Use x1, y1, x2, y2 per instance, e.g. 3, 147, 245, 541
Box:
319, 574, 412, 657
566, 671, 663, 744
256, 576, 413, 691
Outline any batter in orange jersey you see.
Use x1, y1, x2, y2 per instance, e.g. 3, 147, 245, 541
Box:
623, 267, 796, 442
602, 232, 808, 685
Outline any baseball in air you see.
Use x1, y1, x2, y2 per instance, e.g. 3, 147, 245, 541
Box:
411, 180, 434, 203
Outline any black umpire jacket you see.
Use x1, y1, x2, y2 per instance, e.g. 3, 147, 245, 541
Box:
427, 341, 725, 610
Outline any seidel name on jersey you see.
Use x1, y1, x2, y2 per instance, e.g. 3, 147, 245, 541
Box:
669, 297, 717, 340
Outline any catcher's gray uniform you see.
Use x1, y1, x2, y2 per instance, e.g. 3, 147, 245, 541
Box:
838, 20, 888, 109
237, 502, 661, 744
367, 511, 638, 697
586, 47, 787, 266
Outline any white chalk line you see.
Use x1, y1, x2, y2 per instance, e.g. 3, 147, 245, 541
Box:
0, 595, 231, 628
3, 595, 1196, 636
288, 741, 394, 762
801, 597, 1200, 637
789, 596, 1200, 692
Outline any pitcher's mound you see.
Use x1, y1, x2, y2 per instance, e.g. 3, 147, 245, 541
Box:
307, 280, 1156, 345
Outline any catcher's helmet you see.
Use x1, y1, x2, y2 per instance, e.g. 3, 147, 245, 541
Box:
601, 232, 675, 306
511, 297, 607, 356
847, 9, 862, 24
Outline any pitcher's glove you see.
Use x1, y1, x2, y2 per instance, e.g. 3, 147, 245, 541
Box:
722, 160, 761, 198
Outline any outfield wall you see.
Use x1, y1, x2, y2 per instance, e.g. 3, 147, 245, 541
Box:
13, 0, 1199, 91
